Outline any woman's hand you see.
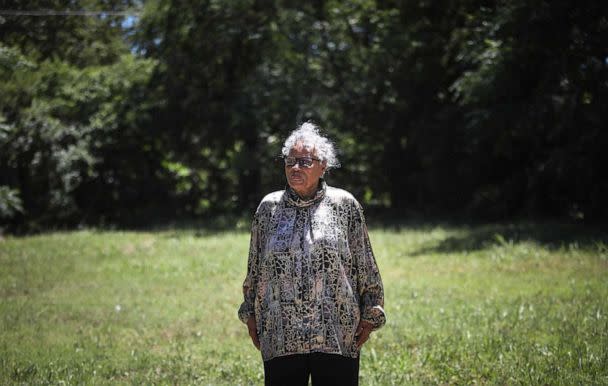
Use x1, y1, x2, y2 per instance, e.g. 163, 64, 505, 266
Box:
355, 320, 374, 349
246, 316, 260, 350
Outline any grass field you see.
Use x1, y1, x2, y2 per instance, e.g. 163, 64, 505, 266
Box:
1, 222, 607, 385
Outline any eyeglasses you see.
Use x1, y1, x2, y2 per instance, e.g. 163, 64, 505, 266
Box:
283, 156, 321, 168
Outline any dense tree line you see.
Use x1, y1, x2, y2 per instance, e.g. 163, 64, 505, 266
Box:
1, 0, 606, 232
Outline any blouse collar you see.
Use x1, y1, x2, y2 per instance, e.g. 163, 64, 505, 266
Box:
284, 178, 327, 207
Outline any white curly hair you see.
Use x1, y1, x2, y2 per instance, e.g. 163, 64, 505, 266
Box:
281, 122, 340, 170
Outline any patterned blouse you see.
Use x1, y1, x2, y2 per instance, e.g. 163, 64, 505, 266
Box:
238, 179, 386, 361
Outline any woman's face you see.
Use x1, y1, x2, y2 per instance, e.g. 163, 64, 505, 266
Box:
285, 143, 326, 198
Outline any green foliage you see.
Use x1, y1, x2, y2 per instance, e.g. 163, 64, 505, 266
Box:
445, 0, 608, 218
1, 0, 607, 231
0, 42, 157, 228
0, 186, 23, 220
0, 224, 606, 383
0, 0, 133, 65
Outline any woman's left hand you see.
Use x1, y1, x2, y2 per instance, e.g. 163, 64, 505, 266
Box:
355, 320, 374, 349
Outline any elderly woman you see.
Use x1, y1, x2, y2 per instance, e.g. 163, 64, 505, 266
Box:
238, 123, 386, 386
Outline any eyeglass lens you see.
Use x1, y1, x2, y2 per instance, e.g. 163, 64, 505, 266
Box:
285, 157, 314, 167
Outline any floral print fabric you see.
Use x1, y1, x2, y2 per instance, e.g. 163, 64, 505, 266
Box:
238, 180, 386, 361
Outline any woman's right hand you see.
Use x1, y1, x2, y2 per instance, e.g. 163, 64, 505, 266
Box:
246, 316, 260, 350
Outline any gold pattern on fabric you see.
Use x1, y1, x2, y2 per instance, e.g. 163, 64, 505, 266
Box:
238, 180, 386, 361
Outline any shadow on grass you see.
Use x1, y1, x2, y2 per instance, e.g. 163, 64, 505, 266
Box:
10, 208, 608, 254
92, 209, 608, 252
401, 221, 608, 256
136, 213, 608, 255
2, 210, 255, 238
113, 214, 253, 239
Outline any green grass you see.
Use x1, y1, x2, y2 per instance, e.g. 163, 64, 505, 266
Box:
1, 223, 607, 385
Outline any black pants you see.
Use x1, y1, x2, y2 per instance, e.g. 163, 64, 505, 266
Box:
263, 352, 359, 386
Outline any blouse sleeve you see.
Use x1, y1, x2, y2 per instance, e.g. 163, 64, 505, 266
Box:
238, 209, 262, 324
348, 199, 386, 330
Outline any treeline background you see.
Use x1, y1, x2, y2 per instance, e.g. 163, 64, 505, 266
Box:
1, 0, 607, 233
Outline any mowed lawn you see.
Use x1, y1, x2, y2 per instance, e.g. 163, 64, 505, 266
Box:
1, 223, 607, 385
